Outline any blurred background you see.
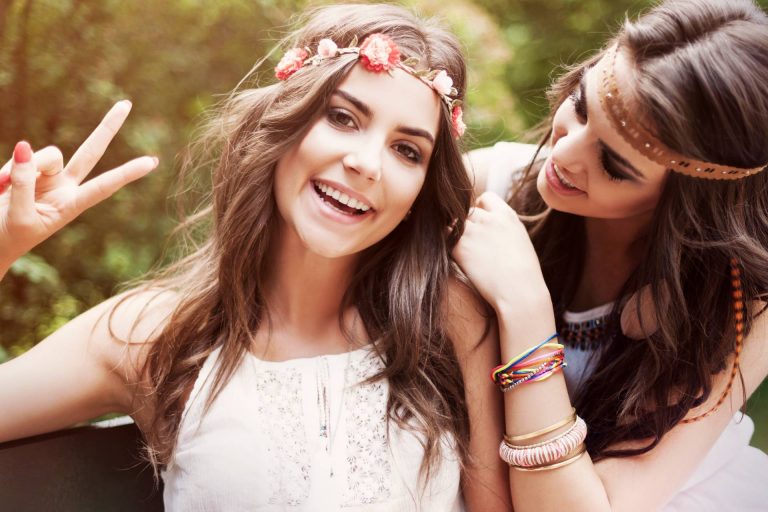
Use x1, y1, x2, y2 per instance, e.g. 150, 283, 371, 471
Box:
0, 0, 765, 450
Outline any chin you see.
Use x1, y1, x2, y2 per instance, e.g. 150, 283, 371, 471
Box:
299, 231, 363, 259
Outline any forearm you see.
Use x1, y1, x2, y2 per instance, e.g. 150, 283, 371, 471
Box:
496, 301, 612, 512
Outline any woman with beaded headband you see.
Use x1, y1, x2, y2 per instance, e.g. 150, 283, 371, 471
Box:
0, 4, 512, 510
458, 0, 768, 509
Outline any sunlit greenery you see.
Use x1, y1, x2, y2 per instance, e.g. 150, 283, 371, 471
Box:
1, 0, 765, 450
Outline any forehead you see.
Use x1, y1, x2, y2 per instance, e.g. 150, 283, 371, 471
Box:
584, 49, 667, 180
334, 63, 442, 136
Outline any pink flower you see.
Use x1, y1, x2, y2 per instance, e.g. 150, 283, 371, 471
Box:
452, 106, 466, 138
359, 33, 400, 72
275, 48, 308, 80
431, 70, 453, 96
317, 38, 338, 58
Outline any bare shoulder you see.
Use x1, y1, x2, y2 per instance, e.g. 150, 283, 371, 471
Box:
465, 142, 541, 200
0, 286, 178, 442
464, 147, 497, 199
52, 285, 179, 411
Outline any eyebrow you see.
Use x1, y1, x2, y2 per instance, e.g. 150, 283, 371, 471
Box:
333, 89, 435, 146
578, 72, 646, 180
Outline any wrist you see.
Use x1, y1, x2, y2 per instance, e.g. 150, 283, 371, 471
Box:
493, 288, 555, 323
495, 296, 558, 358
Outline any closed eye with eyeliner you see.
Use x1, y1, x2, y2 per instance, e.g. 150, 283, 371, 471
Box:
567, 73, 644, 183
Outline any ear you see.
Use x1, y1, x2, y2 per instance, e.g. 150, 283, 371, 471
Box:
620, 281, 668, 340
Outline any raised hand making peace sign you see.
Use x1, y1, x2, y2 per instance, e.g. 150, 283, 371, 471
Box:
0, 100, 158, 278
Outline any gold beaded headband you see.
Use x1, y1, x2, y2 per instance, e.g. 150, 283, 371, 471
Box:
598, 44, 766, 180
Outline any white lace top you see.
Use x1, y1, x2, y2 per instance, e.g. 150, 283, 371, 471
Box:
161, 345, 463, 512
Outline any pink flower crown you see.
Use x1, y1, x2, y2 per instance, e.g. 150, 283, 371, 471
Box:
275, 33, 466, 138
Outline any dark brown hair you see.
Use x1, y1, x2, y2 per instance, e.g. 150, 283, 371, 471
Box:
511, 0, 768, 460
117, 3, 472, 479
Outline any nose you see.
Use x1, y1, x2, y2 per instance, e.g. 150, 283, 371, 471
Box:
550, 111, 589, 175
342, 139, 383, 182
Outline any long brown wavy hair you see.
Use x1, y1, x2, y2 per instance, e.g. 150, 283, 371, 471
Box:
510, 0, 768, 460
117, 4, 473, 479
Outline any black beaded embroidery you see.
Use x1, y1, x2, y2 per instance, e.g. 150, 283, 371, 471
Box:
560, 313, 617, 351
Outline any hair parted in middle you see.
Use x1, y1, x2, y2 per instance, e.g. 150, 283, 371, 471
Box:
116, 3, 474, 481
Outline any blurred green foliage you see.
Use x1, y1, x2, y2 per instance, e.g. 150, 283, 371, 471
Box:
0, 0, 765, 449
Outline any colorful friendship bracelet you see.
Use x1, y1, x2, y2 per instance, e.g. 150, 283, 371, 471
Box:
499, 356, 567, 392
500, 359, 566, 392
508, 348, 565, 372
491, 333, 560, 384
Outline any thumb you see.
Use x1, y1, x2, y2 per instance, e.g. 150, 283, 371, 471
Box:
9, 141, 38, 221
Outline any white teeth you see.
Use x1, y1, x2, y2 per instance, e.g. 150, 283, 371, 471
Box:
313, 181, 372, 212
554, 164, 578, 189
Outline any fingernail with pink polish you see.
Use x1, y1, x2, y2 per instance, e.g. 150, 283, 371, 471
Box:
13, 141, 32, 164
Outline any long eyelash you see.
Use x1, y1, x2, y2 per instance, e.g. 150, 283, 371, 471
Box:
600, 152, 626, 182
569, 89, 587, 120
396, 143, 422, 164
327, 108, 356, 129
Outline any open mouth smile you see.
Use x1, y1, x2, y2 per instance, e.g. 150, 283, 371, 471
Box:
312, 180, 374, 217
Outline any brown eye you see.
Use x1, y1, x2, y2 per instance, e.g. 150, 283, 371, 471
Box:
327, 108, 357, 129
394, 142, 422, 164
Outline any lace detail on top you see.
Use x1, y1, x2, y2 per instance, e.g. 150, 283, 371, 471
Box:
254, 365, 311, 505
343, 351, 392, 505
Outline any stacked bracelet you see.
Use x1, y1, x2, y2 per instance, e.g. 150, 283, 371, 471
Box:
491, 333, 566, 391
505, 407, 576, 443
512, 445, 587, 472
499, 416, 587, 468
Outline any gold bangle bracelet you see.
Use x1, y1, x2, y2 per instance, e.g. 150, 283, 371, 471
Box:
510, 445, 587, 472
504, 407, 576, 443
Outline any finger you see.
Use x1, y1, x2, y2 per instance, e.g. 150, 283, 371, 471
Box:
0, 157, 10, 178
65, 100, 132, 182
34, 146, 65, 176
475, 191, 508, 210
32, 146, 69, 194
0, 168, 10, 194
74, 156, 158, 213
467, 206, 490, 222
9, 141, 39, 220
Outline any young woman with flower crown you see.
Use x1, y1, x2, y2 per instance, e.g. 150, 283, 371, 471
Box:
458, 0, 768, 510
0, 4, 511, 510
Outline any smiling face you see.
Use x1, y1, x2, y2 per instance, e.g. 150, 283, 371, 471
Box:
274, 63, 441, 258
537, 48, 669, 220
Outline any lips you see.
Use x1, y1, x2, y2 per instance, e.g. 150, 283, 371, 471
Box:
544, 159, 585, 197
312, 180, 372, 215
310, 180, 377, 224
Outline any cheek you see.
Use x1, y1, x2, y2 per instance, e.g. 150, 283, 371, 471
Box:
379, 169, 427, 224
590, 181, 663, 216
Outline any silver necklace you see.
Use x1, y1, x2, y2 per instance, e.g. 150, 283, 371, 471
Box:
316, 346, 353, 478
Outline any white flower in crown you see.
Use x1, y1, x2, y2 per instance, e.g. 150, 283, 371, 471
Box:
431, 70, 453, 96
317, 38, 338, 58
